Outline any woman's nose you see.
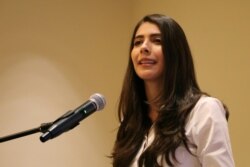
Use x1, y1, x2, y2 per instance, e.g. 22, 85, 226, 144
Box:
140, 41, 151, 55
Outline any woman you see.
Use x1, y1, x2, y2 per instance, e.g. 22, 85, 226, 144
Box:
111, 14, 234, 167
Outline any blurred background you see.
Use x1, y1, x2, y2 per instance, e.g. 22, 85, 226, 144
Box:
0, 0, 249, 166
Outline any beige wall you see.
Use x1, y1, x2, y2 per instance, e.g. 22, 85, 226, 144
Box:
0, 0, 249, 166
132, 0, 250, 166
0, 0, 132, 167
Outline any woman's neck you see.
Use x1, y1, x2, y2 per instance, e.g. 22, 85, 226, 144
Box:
144, 81, 162, 122
144, 81, 160, 101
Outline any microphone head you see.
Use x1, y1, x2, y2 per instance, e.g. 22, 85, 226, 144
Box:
90, 93, 106, 111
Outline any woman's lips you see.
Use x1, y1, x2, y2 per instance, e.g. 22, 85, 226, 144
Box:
139, 58, 156, 65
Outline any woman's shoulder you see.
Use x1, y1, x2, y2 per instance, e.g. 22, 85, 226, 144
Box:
194, 95, 225, 112
187, 95, 227, 125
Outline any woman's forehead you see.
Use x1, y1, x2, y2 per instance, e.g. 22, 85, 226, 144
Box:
135, 22, 161, 36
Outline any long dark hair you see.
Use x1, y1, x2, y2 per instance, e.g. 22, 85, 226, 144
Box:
112, 14, 228, 167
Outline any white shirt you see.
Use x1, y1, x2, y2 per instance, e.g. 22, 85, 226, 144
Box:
130, 96, 235, 167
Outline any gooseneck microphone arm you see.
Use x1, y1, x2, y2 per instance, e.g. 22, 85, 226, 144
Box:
0, 110, 74, 143
0, 109, 75, 143
0, 122, 53, 143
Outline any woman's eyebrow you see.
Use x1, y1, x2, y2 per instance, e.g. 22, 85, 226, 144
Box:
135, 33, 161, 39
150, 33, 161, 37
134, 35, 144, 39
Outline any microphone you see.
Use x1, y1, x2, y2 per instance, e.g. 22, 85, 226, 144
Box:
40, 93, 106, 142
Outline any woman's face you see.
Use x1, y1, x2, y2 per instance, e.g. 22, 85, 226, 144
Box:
131, 22, 164, 83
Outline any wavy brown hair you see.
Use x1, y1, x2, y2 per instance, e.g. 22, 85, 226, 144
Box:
111, 14, 228, 167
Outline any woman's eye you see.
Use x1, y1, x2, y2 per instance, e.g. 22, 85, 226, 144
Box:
153, 38, 161, 44
133, 40, 142, 46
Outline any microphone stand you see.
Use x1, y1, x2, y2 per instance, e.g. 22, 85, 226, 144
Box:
0, 110, 73, 143
0, 122, 53, 143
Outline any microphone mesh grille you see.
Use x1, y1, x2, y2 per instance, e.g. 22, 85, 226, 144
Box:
90, 93, 106, 111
